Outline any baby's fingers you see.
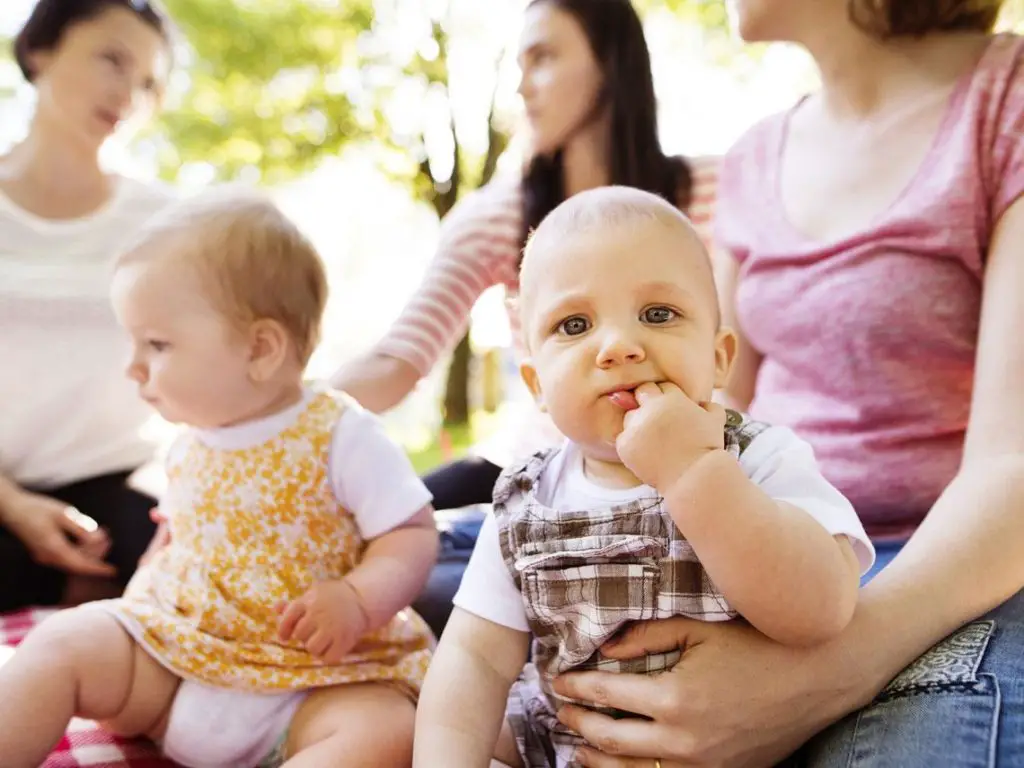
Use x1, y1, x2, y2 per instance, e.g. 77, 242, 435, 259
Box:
277, 601, 306, 641
700, 401, 728, 427
306, 630, 333, 660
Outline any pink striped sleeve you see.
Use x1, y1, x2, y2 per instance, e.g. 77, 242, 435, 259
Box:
374, 178, 524, 376
686, 155, 721, 249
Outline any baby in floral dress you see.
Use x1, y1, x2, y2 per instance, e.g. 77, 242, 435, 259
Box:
0, 188, 437, 768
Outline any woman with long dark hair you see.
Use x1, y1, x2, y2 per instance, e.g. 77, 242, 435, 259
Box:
336, 0, 715, 503
332, 0, 717, 632
0, 0, 176, 611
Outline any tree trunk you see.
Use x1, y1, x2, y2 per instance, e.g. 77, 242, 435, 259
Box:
443, 333, 472, 426
430, 115, 470, 428
438, 47, 509, 429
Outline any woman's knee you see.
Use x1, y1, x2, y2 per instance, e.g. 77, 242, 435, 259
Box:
423, 457, 502, 510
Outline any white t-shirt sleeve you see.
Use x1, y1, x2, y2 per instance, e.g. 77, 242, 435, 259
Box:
740, 426, 876, 574
452, 513, 531, 632
328, 405, 433, 540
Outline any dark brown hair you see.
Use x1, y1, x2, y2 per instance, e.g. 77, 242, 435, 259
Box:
848, 0, 1004, 37
14, 0, 171, 82
520, 0, 692, 261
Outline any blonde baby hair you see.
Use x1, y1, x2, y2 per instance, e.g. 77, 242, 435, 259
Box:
117, 186, 328, 365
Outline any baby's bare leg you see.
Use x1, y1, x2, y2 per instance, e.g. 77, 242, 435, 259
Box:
282, 682, 415, 767
492, 718, 524, 768
0, 607, 179, 768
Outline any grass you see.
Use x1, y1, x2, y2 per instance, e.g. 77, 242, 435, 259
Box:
404, 409, 504, 474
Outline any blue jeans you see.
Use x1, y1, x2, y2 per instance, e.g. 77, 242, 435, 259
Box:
799, 539, 1024, 767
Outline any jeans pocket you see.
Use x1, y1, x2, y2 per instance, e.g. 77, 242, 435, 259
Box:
802, 621, 1000, 768
879, 620, 996, 700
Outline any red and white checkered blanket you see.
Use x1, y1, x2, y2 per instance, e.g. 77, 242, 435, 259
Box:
0, 608, 178, 768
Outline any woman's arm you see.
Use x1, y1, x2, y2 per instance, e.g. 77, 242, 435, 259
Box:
331, 183, 521, 412
857, 195, 1024, 663
331, 353, 421, 414
551, 197, 1024, 768
0, 473, 21, 512
714, 249, 761, 411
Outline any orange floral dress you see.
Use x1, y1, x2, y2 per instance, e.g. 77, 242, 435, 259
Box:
104, 390, 433, 697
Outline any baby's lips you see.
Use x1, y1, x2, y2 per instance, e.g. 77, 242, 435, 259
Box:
609, 390, 639, 411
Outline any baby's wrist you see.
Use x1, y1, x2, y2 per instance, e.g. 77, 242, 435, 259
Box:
339, 577, 373, 633
0, 476, 25, 521
660, 449, 737, 522
659, 447, 731, 491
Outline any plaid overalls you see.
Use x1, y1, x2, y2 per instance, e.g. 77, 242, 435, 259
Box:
495, 411, 767, 767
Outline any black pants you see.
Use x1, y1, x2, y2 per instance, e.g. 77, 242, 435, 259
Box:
0, 470, 157, 613
412, 456, 501, 637
423, 455, 503, 511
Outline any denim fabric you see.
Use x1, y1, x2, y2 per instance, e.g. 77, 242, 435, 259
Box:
861, 540, 904, 585
800, 539, 1024, 767
412, 507, 486, 638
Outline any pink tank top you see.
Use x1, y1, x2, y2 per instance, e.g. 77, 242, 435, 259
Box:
716, 35, 1024, 538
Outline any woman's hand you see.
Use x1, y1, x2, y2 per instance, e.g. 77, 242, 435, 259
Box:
0, 490, 116, 577
552, 618, 871, 767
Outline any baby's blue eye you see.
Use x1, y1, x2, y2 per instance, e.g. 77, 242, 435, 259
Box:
642, 306, 676, 324
559, 316, 590, 336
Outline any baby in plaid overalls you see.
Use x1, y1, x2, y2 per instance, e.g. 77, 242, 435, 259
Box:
415, 187, 875, 768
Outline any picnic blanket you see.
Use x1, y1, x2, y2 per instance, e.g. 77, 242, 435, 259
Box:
0, 608, 177, 768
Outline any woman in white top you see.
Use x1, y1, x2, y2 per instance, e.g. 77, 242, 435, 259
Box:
0, 0, 176, 611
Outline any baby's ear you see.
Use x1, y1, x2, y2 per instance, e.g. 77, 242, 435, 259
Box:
712, 326, 739, 388
519, 360, 547, 412
247, 319, 291, 382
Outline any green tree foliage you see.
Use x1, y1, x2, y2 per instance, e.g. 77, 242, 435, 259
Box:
157, 0, 374, 184
160, 0, 513, 425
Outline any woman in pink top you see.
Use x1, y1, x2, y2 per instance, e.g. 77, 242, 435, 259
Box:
548, 1, 1024, 767
332, 0, 718, 512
